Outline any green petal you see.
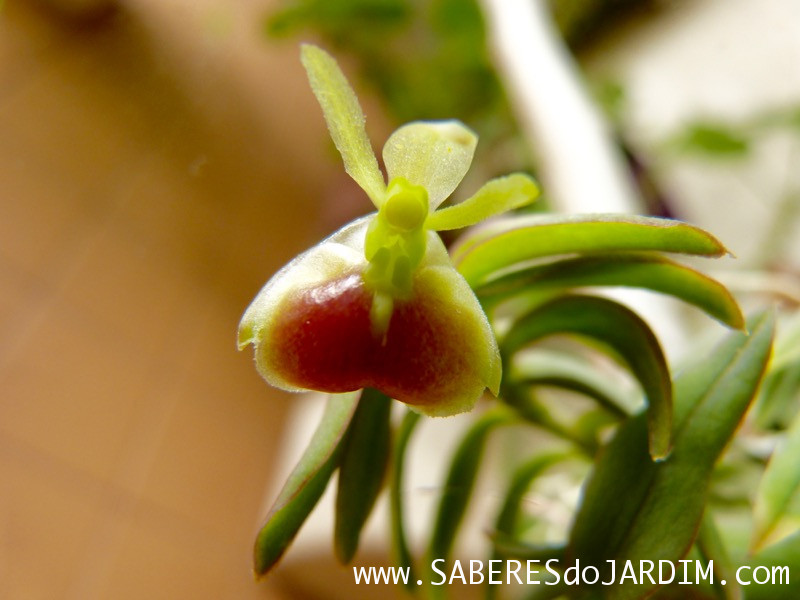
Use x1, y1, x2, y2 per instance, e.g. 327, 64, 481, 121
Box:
425, 173, 539, 231
383, 120, 477, 209
300, 44, 386, 207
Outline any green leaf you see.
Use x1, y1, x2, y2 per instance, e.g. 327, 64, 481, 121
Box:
254, 391, 360, 577
568, 311, 774, 600
428, 409, 515, 564
478, 254, 744, 330
389, 409, 422, 589
451, 214, 729, 288
487, 452, 570, 600
382, 120, 477, 208
334, 388, 393, 563
501, 294, 673, 460
510, 350, 639, 419
744, 531, 799, 600
672, 122, 750, 158
425, 173, 539, 231
752, 411, 800, 550
301, 44, 386, 207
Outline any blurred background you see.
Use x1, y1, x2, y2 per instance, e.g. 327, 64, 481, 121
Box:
1, 0, 798, 598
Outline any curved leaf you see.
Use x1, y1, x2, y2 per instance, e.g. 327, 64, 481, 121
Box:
568, 311, 774, 600
334, 388, 393, 563
501, 294, 672, 460
254, 391, 360, 577
451, 214, 729, 288
478, 254, 744, 329
425, 173, 539, 231
301, 44, 385, 206
510, 350, 640, 418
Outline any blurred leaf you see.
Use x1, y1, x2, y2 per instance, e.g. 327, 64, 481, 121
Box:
696, 514, 742, 600
334, 388, 393, 563
501, 294, 672, 460
479, 253, 744, 330
510, 350, 638, 418
743, 531, 799, 600
671, 122, 750, 158
568, 311, 774, 600
254, 391, 360, 577
452, 214, 729, 288
752, 411, 800, 551
389, 409, 422, 589
428, 409, 515, 567
754, 313, 800, 429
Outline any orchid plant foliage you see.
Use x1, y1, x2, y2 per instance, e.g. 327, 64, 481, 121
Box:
238, 45, 790, 600
238, 44, 538, 417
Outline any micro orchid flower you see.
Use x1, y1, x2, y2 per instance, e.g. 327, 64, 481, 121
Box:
238, 45, 538, 417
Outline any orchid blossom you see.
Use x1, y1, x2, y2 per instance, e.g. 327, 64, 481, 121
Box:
238, 45, 538, 416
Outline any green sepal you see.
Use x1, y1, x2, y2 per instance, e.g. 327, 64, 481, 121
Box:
300, 44, 386, 207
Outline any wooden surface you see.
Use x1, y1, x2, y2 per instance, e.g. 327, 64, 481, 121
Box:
0, 1, 349, 597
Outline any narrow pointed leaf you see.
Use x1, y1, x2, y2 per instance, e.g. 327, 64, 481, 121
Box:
479, 254, 744, 330
390, 409, 422, 589
451, 214, 729, 288
488, 452, 570, 600
568, 311, 774, 600
383, 120, 476, 208
301, 44, 385, 206
501, 294, 672, 460
425, 173, 539, 231
428, 409, 515, 564
334, 388, 393, 564
752, 411, 800, 550
254, 391, 360, 577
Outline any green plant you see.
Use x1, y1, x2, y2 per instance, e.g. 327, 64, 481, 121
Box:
238, 45, 792, 599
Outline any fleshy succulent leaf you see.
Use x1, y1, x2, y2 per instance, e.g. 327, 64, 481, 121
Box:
567, 311, 774, 600
425, 173, 540, 231
383, 120, 477, 209
334, 388, 393, 564
501, 294, 673, 460
452, 214, 730, 288
478, 253, 744, 329
254, 391, 360, 577
300, 44, 386, 207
